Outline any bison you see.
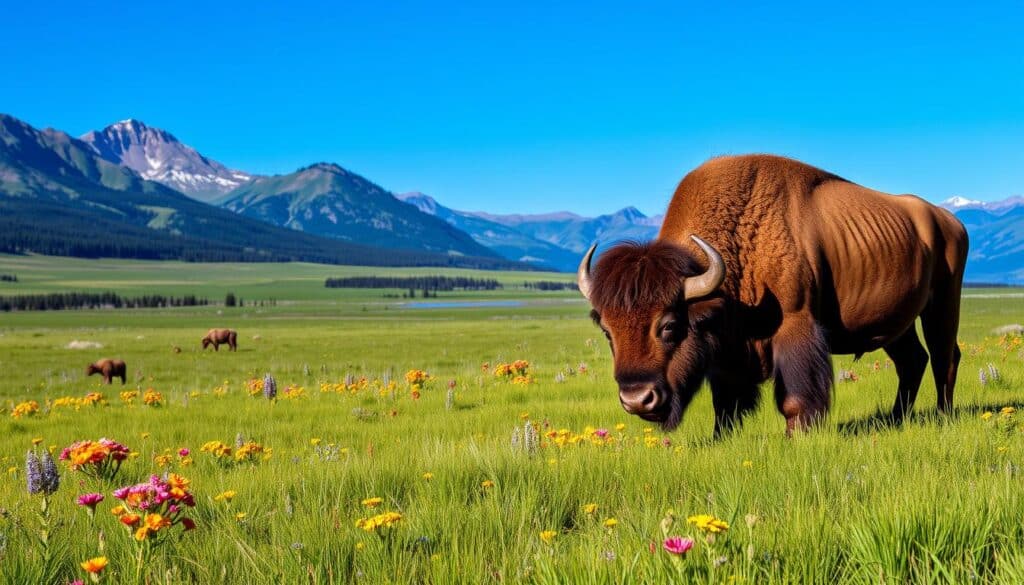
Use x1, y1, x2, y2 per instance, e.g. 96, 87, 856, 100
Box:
201, 328, 237, 352
86, 359, 126, 385
578, 154, 968, 436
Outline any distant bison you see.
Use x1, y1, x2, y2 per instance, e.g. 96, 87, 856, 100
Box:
579, 154, 968, 436
202, 328, 237, 352
86, 359, 127, 385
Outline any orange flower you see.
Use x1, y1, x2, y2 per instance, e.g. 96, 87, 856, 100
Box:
80, 556, 108, 574
134, 526, 151, 541
110, 505, 126, 516
119, 513, 141, 527
144, 513, 171, 531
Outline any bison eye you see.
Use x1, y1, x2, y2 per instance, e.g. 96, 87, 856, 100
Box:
602, 329, 612, 342
658, 321, 679, 344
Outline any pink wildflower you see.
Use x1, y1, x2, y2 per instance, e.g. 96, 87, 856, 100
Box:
663, 536, 694, 555
76, 492, 104, 508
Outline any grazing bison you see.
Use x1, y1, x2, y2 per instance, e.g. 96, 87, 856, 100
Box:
578, 154, 968, 436
86, 359, 127, 385
201, 328, 237, 352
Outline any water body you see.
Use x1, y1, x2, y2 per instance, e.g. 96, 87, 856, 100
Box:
403, 300, 524, 309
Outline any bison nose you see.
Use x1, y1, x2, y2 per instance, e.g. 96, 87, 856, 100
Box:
618, 383, 662, 415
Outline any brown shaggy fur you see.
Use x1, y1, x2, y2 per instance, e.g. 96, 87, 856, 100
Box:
86, 358, 126, 385
202, 328, 237, 352
586, 154, 968, 436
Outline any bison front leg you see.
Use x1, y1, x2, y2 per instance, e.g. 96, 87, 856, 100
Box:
708, 368, 761, 438
772, 317, 832, 436
883, 328, 928, 422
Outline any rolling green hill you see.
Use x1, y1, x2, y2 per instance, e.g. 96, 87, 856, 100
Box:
218, 163, 501, 258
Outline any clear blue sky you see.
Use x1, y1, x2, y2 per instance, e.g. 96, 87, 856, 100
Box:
3, 1, 1022, 216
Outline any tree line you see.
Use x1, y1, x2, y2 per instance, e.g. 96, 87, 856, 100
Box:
0, 292, 210, 312
325, 276, 503, 291
0, 274, 16, 282
523, 280, 578, 291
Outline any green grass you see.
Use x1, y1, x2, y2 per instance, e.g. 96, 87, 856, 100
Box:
1, 255, 1023, 583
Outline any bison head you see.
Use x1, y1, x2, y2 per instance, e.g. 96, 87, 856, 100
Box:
85, 363, 98, 375
201, 337, 211, 349
578, 236, 725, 430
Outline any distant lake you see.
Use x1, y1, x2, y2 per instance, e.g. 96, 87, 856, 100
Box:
403, 300, 524, 309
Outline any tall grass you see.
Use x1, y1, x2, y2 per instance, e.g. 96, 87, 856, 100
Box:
0, 263, 1022, 583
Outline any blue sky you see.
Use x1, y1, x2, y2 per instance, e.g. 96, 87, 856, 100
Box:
3, 1, 1022, 216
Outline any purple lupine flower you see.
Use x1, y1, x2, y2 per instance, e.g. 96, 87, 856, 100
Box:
26, 451, 42, 494
263, 373, 277, 400
40, 451, 60, 494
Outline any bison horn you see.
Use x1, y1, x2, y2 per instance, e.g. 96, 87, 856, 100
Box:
683, 235, 725, 301
577, 243, 597, 302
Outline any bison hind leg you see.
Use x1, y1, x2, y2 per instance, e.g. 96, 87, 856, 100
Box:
772, 317, 832, 435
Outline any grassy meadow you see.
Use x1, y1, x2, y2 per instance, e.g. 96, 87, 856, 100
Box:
2, 254, 1024, 584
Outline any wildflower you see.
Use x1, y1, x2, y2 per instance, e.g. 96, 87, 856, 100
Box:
144, 513, 171, 531
615, 423, 626, 432
60, 438, 130, 480
25, 451, 42, 494
310, 438, 322, 446
362, 497, 384, 508
981, 411, 994, 421
142, 388, 163, 406
235, 512, 247, 522
1001, 406, 1016, 415
582, 503, 598, 515
603, 518, 618, 529
11, 400, 40, 419
687, 514, 729, 533
355, 542, 366, 551
77, 493, 104, 509
80, 556, 108, 574
110, 505, 125, 516
355, 511, 402, 532
214, 490, 237, 503
540, 530, 557, 544
178, 448, 190, 457
31, 438, 43, 446
742, 460, 753, 468
481, 480, 495, 489
663, 536, 694, 555
119, 514, 141, 527
422, 472, 434, 481
263, 373, 277, 400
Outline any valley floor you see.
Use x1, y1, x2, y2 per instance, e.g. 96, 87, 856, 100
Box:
1, 256, 1023, 583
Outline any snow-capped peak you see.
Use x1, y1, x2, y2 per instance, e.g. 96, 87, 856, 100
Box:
941, 196, 984, 209
80, 119, 256, 203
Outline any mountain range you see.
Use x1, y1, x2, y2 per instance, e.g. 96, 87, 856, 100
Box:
0, 114, 523, 269
3, 112, 1024, 280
